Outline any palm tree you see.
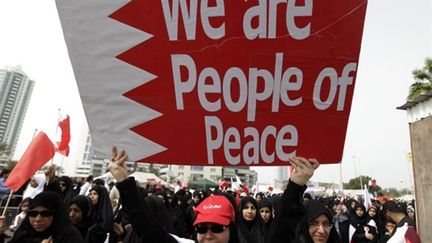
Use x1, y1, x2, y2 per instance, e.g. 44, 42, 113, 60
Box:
407, 57, 432, 101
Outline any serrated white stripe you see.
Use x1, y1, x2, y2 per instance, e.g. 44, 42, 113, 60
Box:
56, 0, 164, 160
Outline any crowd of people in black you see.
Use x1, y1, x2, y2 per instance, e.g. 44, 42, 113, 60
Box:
0, 146, 421, 243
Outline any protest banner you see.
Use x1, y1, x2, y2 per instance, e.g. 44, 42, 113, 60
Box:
56, 0, 368, 166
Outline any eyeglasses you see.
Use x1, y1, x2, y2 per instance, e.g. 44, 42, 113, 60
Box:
196, 224, 227, 234
59, 183, 66, 187
309, 221, 333, 230
27, 210, 55, 217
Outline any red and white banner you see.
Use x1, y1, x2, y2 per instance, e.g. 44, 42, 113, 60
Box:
56, 0, 367, 166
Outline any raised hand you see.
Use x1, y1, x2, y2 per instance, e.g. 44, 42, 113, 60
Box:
44, 165, 56, 183
288, 157, 319, 186
107, 145, 129, 182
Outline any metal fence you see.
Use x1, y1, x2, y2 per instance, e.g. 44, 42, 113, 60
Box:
0, 194, 22, 228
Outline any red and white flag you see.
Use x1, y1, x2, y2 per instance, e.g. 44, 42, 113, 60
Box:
363, 184, 372, 210
231, 177, 239, 191
56, 115, 70, 156
5, 132, 56, 191
235, 175, 249, 194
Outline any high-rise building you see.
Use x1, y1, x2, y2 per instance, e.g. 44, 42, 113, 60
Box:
0, 66, 34, 158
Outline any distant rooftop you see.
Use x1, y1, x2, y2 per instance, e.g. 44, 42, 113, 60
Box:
397, 89, 432, 110
397, 89, 432, 123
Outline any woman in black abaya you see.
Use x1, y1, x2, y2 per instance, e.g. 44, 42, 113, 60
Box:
87, 185, 113, 243
10, 191, 84, 243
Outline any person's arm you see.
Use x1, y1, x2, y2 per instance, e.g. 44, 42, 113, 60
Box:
43, 166, 60, 193
79, 182, 91, 195
267, 157, 319, 243
108, 146, 178, 243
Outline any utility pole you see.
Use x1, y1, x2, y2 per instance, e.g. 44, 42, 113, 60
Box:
358, 157, 363, 189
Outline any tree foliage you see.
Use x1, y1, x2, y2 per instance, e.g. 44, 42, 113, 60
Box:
341, 176, 412, 198
407, 57, 432, 100
343, 175, 372, 189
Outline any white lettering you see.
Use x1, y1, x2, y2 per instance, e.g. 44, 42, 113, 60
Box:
286, 0, 313, 40
205, 116, 223, 164
198, 67, 221, 112
172, 54, 197, 110
204, 116, 298, 165
243, 0, 312, 40
201, 0, 226, 39
312, 63, 357, 110
243, 0, 267, 40
224, 127, 241, 165
162, 0, 198, 40
336, 63, 357, 111
162, 0, 226, 40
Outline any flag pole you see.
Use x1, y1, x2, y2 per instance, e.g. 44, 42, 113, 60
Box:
49, 108, 61, 166
1, 189, 14, 217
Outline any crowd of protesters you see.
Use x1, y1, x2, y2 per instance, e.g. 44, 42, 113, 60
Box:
0, 147, 421, 243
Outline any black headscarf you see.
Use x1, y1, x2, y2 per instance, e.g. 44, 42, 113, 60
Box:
237, 196, 265, 243
57, 176, 76, 207
85, 185, 113, 243
172, 189, 191, 238
145, 196, 176, 234
89, 185, 113, 232
10, 191, 83, 243
349, 203, 369, 227
69, 195, 93, 238
296, 200, 340, 243
258, 199, 273, 227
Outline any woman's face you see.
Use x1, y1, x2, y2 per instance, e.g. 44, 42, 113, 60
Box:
30, 177, 38, 188
196, 223, 230, 243
385, 222, 395, 233
259, 206, 272, 223
308, 214, 332, 243
368, 208, 377, 218
355, 207, 364, 217
28, 206, 54, 232
69, 203, 83, 225
89, 190, 99, 205
242, 202, 257, 221
59, 181, 67, 192
407, 209, 415, 219
21, 202, 30, 213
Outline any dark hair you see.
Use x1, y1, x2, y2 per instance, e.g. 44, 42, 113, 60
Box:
69, 195, 93, 223
382, 201, 404, 214
93, 178, 105, 186
18, 197, 32, 213
239, 196, 258, 221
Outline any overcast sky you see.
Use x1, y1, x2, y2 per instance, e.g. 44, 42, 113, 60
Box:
1, 0, 431, 189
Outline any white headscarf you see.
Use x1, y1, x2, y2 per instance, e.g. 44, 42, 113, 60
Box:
22, 173, 46, 199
